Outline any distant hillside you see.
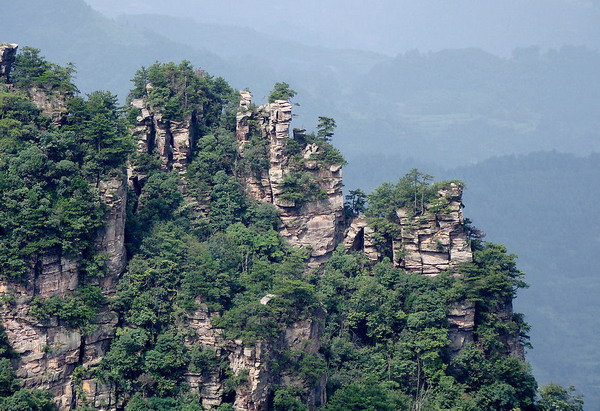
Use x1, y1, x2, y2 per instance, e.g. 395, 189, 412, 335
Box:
0, 0, 228, 98
338, 47, 600, 165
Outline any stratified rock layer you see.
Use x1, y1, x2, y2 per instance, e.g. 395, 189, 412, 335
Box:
131, 97, 196, 175
344, 183, 476, 353
236, 92, 344, 262
0, 43, 17, 82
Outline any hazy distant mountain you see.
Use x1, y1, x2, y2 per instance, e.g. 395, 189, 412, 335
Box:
0, 0, 228, 98
338, 46, 600, 165
84, 0, 600, 56
116, 13, 387, 102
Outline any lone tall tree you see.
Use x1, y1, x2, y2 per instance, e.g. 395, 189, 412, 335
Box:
268, 82, 297, 103
316, 116, 336, 141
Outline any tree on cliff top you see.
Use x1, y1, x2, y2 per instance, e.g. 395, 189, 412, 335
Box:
316, 116, 336, 141
11, 46, 77, 94
268, 82, 297, 103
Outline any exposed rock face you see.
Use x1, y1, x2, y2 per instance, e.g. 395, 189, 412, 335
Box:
0, 256, 80, 409
447, 301, 476, 354
345, 183, 472, 275
28, 86, 69, 125
343, 215, 381, 261
0, 43, 18, 83
0, 254, 119, 410
181, 300, 325, 410
236, 92, 344, 262
0, 170, 126, 409
344, 183, 476, 353
94, 174, 128, 294
131, 97, 196, 174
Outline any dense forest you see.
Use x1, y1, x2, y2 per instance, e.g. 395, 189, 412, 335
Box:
0, 44, 587, 410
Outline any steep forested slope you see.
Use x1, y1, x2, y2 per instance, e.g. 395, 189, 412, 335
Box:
0, 44, 581, 410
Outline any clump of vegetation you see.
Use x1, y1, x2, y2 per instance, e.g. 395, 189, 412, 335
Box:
268, 82, 297, 103
285, 117, 347, 168
279, 171, 327, 207
129, 61, 238, 127
0, 61, 132, 280
11, 46, 77, 94
30, 286, 105, 335
310, 244, 536, 410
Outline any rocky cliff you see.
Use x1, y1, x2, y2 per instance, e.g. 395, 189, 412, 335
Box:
0, 173, 125, 409
236, 91, 344, 263
122, 88, 330, 411
343, 183, 476, 353
0, 46, 124, 409
0, 43, 17, 83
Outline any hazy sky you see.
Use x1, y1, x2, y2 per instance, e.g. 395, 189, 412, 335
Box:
84, 0, 600, 56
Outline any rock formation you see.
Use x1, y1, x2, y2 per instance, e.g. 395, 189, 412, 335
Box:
344, 183, 472, 274
0, 43, 18, 83
344, 183, 476, 353
131, 97, 197, 175
236, 92, 344, 263
0, 48, 123, 409
0, 47, 529, 409
124, 91, 330, 411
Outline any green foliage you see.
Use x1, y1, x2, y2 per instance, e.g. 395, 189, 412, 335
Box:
279, 171, 327, 207
130, 62, 236, 127
448, 345, 537, 410
312, 246, 538, 410
456, 241, 530, 353
0, 87, 114, 280
30, 285, 105, 335
367, 168, 437, 219
187, 130, 237, 196
538, 383, 584, 411
344, 189, 368, 217
324, 380, 407, 411
223, 369, 249, 395
238, 120, 269, 175
11, 47, 77, 94
316, 116, 336, 141
64, 91, 133, 179
124, 393, 203, 411
285, 127, 346, 169
268, 82, 297, 103
0, 389, 56, 411
278, 350, 326, 386
273, 386, 308, 411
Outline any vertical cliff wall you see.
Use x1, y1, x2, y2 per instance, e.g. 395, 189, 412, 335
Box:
0, 174, 125, 409
126, 90, 329, 411
0, 43, 17, 83
236, 92, 344, 263
0, 47, 125, 409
